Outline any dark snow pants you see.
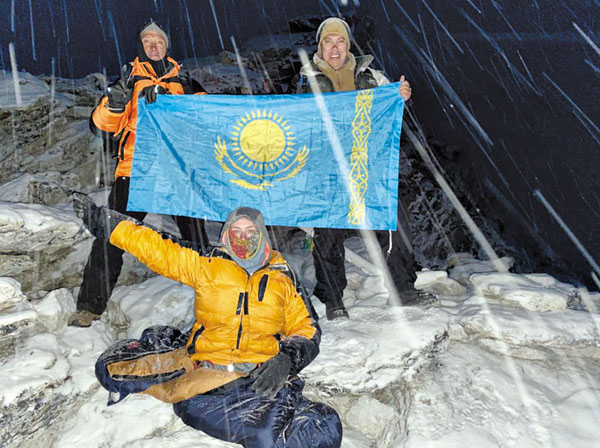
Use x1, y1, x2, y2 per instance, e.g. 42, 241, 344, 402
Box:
312, 197, 417, 306
96, 325, 342, 448
77, 176, 209, 314
174, 376, 343, 448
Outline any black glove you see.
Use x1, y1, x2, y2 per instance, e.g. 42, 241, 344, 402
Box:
106, 79, 131, 113
140, 85, 167, 104
71, 192, 128, 239
251, 352, 292, 398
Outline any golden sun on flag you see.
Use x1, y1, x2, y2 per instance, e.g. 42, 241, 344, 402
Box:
215, 109, 308, 190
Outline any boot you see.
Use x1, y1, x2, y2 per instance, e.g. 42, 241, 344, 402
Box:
325, 297, 349, 320
68, 310, 101, 327
400, 289, 438, 307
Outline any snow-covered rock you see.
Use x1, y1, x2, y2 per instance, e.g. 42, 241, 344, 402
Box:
0, 201, 90, 294
415, 270, 466, 296
0, 277, 27, 311
459, 303, 600, 350
404, 341, 600, 447
0, 323, 113, 448
345, 396, 400, 445
0, 277, 37, 338
448, 256, 514, 285
31, 288, 76, 332
0, 172, 79, 205
0, 71, 49, 109
470, 272, 575, 311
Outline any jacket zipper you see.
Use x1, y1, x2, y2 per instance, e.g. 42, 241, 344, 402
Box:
234, 264, 272, 351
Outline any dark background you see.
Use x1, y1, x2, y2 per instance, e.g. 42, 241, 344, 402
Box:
1, 0, 598, 289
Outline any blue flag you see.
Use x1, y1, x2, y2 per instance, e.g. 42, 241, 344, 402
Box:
129, 82, 404, 230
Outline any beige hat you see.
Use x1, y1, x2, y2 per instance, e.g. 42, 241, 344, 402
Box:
316, 17, 351, 49
140, 21, 169, 48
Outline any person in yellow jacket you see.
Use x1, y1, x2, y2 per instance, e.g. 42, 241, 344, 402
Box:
73, 193, 342, 448
70, 20, 208, 327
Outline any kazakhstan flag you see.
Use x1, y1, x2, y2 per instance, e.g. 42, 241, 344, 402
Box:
129, 82, 404, 230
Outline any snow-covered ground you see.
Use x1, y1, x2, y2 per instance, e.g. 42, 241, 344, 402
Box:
1, 201, 599, 448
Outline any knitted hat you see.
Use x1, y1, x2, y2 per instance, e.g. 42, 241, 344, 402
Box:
316, 17, 351, 49
140, 21, 169, 48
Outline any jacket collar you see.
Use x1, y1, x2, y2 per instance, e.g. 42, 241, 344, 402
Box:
131, 56, 180, 80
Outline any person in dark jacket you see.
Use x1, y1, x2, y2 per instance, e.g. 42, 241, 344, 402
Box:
69, 20, 209, 327
296, 17, 422, 320
73, 193, 342, 448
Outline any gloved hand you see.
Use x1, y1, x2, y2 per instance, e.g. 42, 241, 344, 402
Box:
106, 79, 131, 113
251, 351, 292, 398
71, 192, 126, 239
140, 85, 167, 104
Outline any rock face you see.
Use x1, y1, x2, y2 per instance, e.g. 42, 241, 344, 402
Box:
0, 72, 107, 190
0, 201, 91, 296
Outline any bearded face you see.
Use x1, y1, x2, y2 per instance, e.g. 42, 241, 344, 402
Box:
226, 218, 261, 260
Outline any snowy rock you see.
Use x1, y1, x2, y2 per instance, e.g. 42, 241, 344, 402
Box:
470, 272, 573, 311
0, 324, 113, 448
0, 277, 27, 311
185, 62, 263, 94
345, 395, 400, 444
415, 270, 466, 296
303, 305, 449, 394
0, 171, 79, 205
32, 288, 76, 332
0, 301, 37, 338
404, 342, 600, 447
108, 276, 195, 338
0, 72, 105, 190
449, 257, 514, 285
0, 201, 90, 294
459, 303, 600, 350
0, 278, 36, 339
0, 71, 49, 109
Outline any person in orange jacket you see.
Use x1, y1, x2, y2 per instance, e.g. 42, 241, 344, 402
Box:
69, 20, 208, 327
73, 193, 342, 448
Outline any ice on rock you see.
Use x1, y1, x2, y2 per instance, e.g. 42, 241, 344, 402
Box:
0, 71, 49, 109
0, 277, 27, 311
345, 395, 400, 443
415, 270, 466, 296
470, 272, 572, 311
0, 277, 37, 337
449, 256, 514, 285
32, 288, 76, 332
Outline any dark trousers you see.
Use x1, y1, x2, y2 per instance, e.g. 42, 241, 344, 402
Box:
312, 199, 417, 306
77, 177, 209, 314
174, 377, 342, 448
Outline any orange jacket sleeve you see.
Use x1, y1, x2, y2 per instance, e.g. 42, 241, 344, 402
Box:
91, 96, 130, 134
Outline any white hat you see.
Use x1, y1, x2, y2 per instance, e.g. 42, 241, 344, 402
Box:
140, 21, 169, 48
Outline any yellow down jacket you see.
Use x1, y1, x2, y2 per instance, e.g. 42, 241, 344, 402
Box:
110, 221, 319, 366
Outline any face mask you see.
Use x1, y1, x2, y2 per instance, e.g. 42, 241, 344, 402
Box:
227, 227, 261, 260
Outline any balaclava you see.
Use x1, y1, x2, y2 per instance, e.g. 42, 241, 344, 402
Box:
220, 207, 272, 274
138, 20, 171, 77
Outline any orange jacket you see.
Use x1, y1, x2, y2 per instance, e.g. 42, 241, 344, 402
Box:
110, 221, 319, 366
91, 57, 187, 178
